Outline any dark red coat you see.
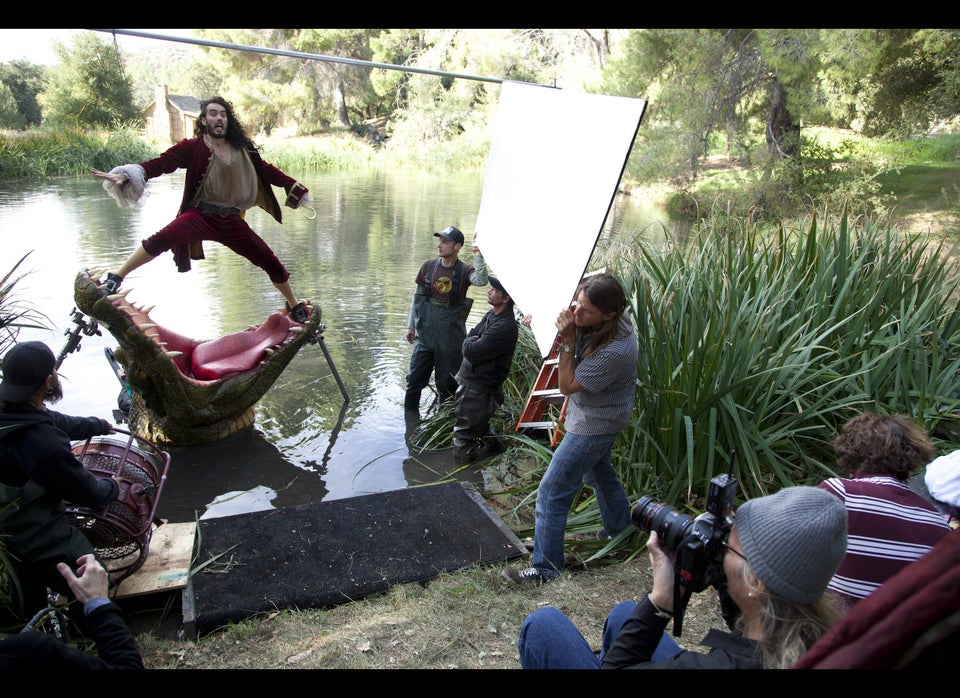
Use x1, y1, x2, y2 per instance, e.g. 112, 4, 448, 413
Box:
139, 137, 303, 271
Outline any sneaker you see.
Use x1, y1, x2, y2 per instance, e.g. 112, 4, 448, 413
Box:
501, 566, 547, 586
287, 301, 309, 324
102, 273, 123, 295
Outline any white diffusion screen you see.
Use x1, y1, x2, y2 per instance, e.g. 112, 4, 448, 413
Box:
473, 81, 647, 358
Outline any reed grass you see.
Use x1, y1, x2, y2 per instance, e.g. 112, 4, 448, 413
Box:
0, 126, 156, 179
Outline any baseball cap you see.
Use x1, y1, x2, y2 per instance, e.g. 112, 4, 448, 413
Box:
489, 276, 511, 299
434, 226, 465, 245
0, 341, 56, 403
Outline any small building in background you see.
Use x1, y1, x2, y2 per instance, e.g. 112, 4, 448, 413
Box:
142, 84, 200, 145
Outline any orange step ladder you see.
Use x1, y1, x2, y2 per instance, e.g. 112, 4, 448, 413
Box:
515, 334, 569, 447
515, 269, 605, 447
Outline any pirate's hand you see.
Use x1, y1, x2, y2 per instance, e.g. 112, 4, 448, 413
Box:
91, 168, 127, 186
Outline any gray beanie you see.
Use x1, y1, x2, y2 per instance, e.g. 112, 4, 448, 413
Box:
736, 486, 847, 604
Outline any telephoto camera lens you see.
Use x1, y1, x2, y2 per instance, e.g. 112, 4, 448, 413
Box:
632, 496, 696, 552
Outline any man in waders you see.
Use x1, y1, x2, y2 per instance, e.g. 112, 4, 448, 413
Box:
404, 226, 488, 413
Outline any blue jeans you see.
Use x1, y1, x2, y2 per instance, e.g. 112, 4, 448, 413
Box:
532, 431, 631, 579
518, 601, 683, 669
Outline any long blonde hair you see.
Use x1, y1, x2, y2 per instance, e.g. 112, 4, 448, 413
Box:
733, 564, 846, 668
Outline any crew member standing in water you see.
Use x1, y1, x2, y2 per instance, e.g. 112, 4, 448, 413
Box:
404, 226, 488, 412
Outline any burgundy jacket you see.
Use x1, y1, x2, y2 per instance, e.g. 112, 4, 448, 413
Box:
139, 137, 304, 271
794, 527, 960, 669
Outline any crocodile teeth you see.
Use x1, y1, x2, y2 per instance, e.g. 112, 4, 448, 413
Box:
289, 326, 304, 334
264, 347, 275, 356
165, 350, 184, 358
138, 323, 158, 331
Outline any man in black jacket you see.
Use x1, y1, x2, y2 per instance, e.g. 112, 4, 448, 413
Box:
0, 341, 119, 623
453, 276, 519, 463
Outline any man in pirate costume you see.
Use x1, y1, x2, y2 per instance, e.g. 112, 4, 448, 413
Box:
92, 96, 313, 323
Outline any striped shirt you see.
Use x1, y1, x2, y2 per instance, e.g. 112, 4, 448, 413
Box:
819, 474, 952, 605
565, 319, 639, 436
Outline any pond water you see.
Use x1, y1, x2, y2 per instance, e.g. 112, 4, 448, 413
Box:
1, 168, 672, 523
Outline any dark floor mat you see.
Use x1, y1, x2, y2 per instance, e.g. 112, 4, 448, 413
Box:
185, 481, 526, 635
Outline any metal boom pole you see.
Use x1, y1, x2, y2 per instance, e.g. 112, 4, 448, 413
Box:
92, 29, 555, 89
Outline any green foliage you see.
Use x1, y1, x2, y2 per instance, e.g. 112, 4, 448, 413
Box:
260, 134, 378, 172
39, 32, 140, 130
1, 251, 50, 350
0, 126, 155, 179
0, 60, 45, 129
603, 28, 960, 201
863, 29, 960, 137
0, 83, 23, 130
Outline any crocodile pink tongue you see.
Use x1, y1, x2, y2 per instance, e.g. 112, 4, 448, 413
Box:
190, 313, 296, 380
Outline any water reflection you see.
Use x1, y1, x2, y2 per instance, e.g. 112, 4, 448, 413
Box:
1, 169, 671, 522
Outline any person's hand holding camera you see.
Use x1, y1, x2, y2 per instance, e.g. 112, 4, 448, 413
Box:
646, 531, 676, 612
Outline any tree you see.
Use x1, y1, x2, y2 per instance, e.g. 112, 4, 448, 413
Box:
39, 33, 139, 129
0, 60, 45, 128
862, 29, 960, 136
121, 38, 220, 107
189, 29, 387, 136
0, 82, 23, 130
601, 29, 770, 186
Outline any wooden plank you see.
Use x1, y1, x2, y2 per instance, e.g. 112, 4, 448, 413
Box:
111, 521, 196, 599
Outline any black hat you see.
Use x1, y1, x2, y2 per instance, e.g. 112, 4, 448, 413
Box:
489, 276, 510, 299
0, 341, 56, 402
434, 226, 465, 245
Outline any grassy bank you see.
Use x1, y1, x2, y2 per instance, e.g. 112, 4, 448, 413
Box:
0, 125, 483, 180
4, 127, 959, 231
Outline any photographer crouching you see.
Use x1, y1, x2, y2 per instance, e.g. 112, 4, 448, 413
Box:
516, 486, 848, 669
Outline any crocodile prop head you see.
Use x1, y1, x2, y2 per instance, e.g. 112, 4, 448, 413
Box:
74, 269, 322, 446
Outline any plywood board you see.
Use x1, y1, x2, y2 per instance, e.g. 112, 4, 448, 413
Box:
111, 521, 196, 598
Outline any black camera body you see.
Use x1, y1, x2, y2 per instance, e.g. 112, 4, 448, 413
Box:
631, 455, 739, 635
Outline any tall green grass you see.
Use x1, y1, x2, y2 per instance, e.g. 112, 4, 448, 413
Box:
0, 126, 156, 179
612, 209, 960, 511
0, 128, 383, 181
